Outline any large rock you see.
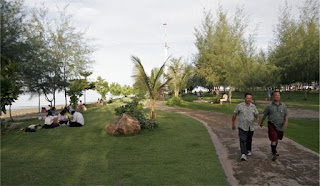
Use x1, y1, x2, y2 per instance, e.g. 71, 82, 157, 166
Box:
106, 113, 141, 135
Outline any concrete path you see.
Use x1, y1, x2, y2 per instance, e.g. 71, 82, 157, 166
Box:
155, 102, 319, 186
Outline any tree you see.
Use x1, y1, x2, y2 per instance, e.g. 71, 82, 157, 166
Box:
22, 3, 59, 107
94, 76, 109, 101
167, 57, 191, 97
51, 5, 94, 106
0, 0, 25, 115
121, 85, 133, 97
67, 79, 87, 109
194, 7, 252, 102
132, 56, 171, 119
110, 82, 122, 97
269, 0, 319, 99
80, 71, 92, 104
21, 3, 94, 107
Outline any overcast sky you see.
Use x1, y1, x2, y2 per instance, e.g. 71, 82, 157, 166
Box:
24, 0, 304, 86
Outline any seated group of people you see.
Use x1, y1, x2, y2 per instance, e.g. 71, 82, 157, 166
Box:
43, 107, 84, 129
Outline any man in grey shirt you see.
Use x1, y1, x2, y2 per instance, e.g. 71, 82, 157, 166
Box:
232, 93, 260, 161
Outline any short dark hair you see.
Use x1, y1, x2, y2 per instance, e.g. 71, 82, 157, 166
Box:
244, 93, 252, 98
71, 111, 76, 115
272, 91, 281, 96
47, 110, 53, 116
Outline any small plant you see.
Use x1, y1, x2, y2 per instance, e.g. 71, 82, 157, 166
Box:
211, 95, 221, 104
166, 96, 182, 106
114, 98, 158, 129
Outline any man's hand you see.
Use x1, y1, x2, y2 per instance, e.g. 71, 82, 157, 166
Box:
284, 122, 288, 129
232, 123, 236, 130
259, 122, 264, 128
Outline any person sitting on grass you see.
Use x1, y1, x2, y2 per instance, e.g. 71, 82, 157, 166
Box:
69, 110, 84, 127
58, 109, 69, 126
220, 93, 228, 105
82, 104, 87, 111
42, 110, 59, 129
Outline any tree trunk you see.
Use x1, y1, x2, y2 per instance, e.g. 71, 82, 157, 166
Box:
214, 87, 220, 96
9, 105, 13, 121
174, 87, 179, 98
228, 86, 233, 104
150, 99, 156, 119
53, 89, 56, 107
38, 92, 41, 113
65, 89, 68, 107
288, 88, 291, 100
84, 89, 87, 104
304, 89, 307, 100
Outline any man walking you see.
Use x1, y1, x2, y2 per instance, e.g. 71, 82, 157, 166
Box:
260, 91, 288, 161
232, 93, 260, 161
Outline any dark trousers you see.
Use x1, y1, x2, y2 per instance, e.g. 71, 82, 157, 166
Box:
43, 123, 59, 129
238, 128, 254, 155
69, 122, 83, 127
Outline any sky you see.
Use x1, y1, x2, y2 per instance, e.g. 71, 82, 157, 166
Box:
24, 0, 304, 86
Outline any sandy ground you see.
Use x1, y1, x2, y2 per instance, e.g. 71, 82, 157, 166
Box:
154, 102, 319, 186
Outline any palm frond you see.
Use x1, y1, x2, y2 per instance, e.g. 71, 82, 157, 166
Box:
152, 56, 170, 90
131, 56, 153, 98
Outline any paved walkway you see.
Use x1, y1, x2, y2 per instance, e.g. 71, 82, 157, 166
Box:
155, 102, 319, 186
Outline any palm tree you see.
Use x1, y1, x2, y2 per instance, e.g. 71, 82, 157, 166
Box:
167, 57, 192, 98
131, 56, 171, 119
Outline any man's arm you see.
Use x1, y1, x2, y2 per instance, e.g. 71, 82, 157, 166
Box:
255, 114, 260, 127
232, 113, 237, 130
284, 115, 288, 129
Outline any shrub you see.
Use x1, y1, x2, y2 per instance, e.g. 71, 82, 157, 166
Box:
212, 95, 221, 104
166, 96, 182, 106
114, 98, 158, 129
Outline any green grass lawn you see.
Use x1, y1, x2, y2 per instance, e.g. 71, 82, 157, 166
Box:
1, 102, 228, 185
284, 118, 319, 153
166, 93, 319, 153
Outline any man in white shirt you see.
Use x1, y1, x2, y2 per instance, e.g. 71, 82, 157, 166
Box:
232, 93, 260, 161
69, 111, 85, 127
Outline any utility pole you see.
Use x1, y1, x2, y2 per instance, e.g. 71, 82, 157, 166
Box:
163, 23, 169, 63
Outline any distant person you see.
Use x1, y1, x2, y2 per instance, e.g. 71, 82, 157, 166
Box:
82, 104, 87, 111
69, 111, 84, 127
41, 107, 47, 113
267, 88, 272, 101
199, 90, 203, 99
49, 107, 56, 116
260, 91, 288, 161
57, 109, 69, 126
220, 93, 228, 105
77, 100, 83, 110
232, 93, 260, 161
100, 98, 104, 105
42, 110, 59, 129
67, 105, 73, 113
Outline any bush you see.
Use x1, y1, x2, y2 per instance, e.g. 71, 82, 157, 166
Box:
114, 98, 158, 129
166, 96, 182, 106
212, 95, 220, 104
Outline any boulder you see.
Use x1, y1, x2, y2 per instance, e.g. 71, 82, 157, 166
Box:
106, 113, 141, 135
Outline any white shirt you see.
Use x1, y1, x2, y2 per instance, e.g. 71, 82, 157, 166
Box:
234, 102, 259, 131
58, 114, 68, 121
72, 112, 84, 125
44, 115, 55, 125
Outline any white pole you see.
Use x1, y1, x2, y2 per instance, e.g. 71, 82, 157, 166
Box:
163, 23, 168, 63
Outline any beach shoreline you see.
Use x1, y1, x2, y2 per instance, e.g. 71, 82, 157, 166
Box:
0, 105, 67, 119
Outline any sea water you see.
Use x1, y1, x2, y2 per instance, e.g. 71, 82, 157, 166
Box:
6, 90, 111, 110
